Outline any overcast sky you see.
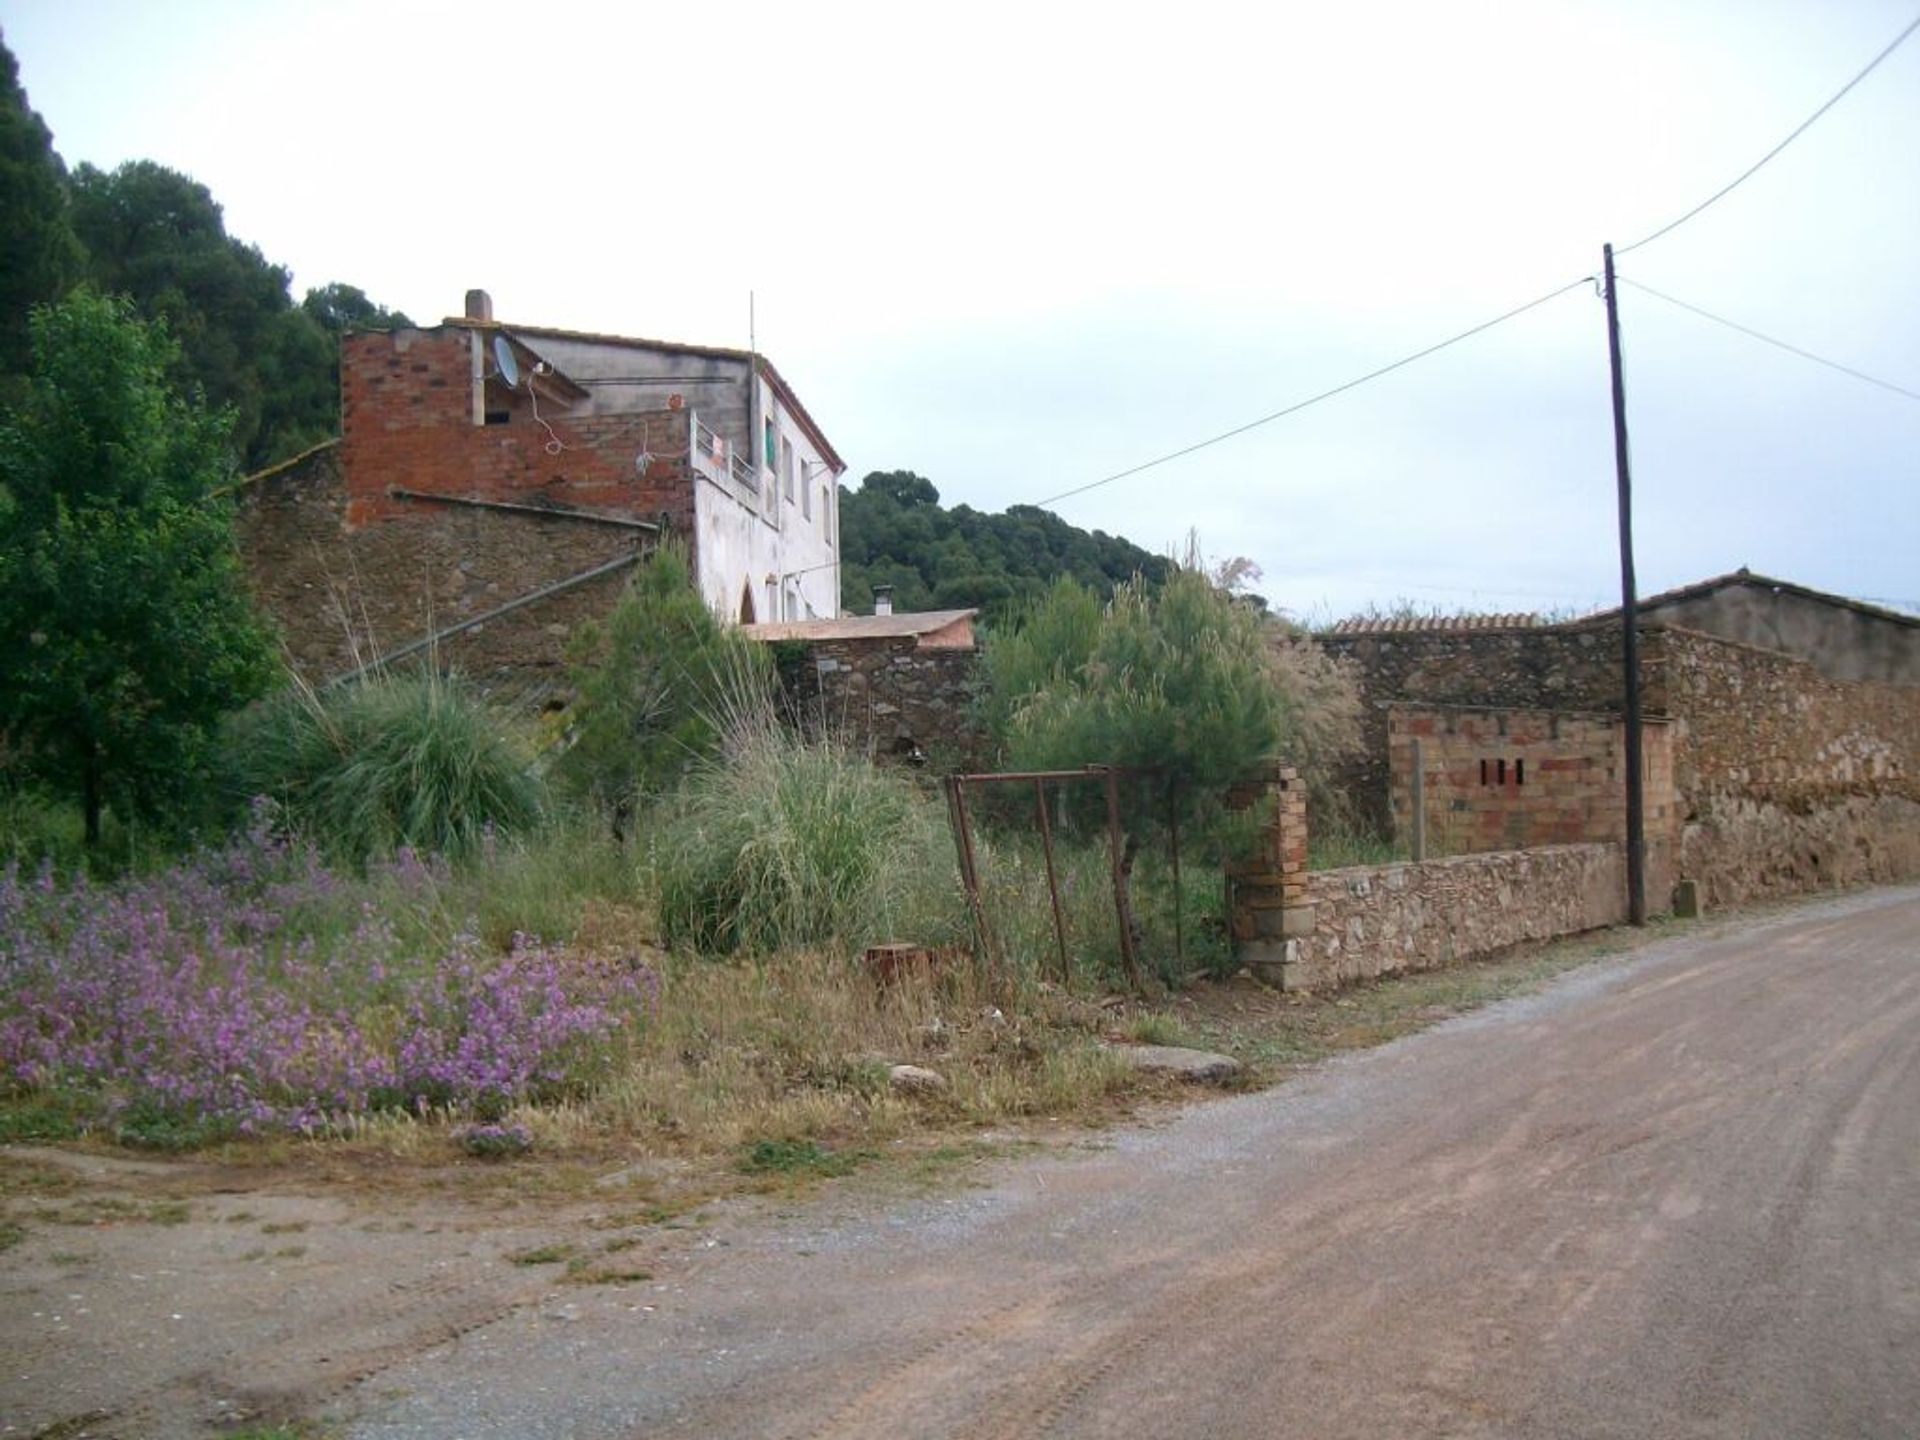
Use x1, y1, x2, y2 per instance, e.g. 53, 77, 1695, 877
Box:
6, 0, 1917, 620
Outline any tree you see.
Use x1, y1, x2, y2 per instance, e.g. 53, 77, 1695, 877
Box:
555, 542, 771, 829
0, 291, 276, 845
67, 159, 340, 468
837, 468, 1171, 623
301, 282, 414, 336
0, 35, 83, 379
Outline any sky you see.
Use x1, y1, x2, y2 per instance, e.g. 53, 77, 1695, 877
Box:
5, 0, 1917, 621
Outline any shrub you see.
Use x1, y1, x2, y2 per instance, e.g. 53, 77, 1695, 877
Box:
555, 543, 773, 820
225, 668, 547, 861
651, 718, 964, 955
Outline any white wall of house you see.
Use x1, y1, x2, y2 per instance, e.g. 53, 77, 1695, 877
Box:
504, 326, 840, 624
694, 373, 838, 622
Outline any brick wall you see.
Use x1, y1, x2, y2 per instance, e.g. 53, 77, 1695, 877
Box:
1386, 703, 1676, 901
1317, 624, 1657, 830
339, 328, 695, 533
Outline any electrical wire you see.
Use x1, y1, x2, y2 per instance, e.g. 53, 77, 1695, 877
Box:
1617, 12, 1920, 256
1618, 277, 1920, 404
1029, 275, 1593, 509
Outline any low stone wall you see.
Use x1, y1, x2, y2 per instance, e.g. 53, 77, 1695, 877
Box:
1275, 844, 1627, 991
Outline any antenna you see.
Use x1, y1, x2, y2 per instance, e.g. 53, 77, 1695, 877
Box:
492, 335, 520, 388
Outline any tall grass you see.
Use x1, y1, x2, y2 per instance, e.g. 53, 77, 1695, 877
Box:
225, 668, 548, 862
651, 718, 964, 955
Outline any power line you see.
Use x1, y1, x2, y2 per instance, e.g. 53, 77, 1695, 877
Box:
1617, 12, 1920, 256
1031, 276, 1592, 509
1618, 276, 1920, 403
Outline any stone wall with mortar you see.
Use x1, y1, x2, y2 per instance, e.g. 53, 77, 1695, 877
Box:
234, 444, 648, 696
1275, 844, 1628, 991
1661, 626, 1920, 907
775, 637, 986, 767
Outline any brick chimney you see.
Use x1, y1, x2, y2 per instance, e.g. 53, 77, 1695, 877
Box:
873, 585, 894, 617
464, 289, 493, 322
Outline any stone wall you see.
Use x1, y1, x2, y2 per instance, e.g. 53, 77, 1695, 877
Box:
1661, 626, 1920, 907
1278, 845, 1628, 991
234, 444, 648, 694
776, 637, 985, 767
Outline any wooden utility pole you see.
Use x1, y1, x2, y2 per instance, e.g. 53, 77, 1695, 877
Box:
1603, 244, 1647, 926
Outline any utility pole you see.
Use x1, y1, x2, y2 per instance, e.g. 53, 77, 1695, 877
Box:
1603, 243, 1647, 926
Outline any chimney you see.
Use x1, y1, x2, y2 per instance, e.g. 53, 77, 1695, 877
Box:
465, 289, 493, 322
873, 585, 894, 617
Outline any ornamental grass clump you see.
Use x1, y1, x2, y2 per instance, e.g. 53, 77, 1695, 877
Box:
652, 720, 963, 956
0, 820, 652, 1139
225, 668, 548, 863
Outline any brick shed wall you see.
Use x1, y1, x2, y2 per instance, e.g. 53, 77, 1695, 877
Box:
339, 328, 696, 534
1387, 704, 1677, 902
1317, 624, 1662, 831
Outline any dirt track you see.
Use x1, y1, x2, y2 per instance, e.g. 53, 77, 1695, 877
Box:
335, 886, 1920, 1439
4, 887, 1915, 1438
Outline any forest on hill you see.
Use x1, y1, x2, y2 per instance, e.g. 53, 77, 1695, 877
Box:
0, 33, 409, 471
837, 471, 1171, 623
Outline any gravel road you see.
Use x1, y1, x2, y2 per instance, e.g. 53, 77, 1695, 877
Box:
335, 885, 1920, 1440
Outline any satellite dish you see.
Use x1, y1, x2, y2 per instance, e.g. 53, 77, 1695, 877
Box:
492, 335, 520, 388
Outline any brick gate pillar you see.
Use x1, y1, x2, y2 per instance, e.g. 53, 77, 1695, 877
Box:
1227, 763, 1314, 987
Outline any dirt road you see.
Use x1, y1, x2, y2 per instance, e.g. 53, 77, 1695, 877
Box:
332, 887, 1920, 1439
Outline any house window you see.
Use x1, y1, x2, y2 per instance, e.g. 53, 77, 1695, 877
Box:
824, 487, 834, 546
764, 416, 776, 469
782, 437, 795, 502
802, 462, 813, 520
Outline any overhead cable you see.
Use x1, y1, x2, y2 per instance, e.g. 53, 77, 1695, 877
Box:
1617, 12, 1920, 256
1030, 276, 1593, 509
1619, 277, 1920, 404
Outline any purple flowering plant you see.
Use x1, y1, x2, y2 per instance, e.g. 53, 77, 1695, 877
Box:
0, 807, 654, 1140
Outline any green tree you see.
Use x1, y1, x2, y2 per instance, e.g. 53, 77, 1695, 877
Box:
301, 281, 414, 336
988, 567, 1286, 803
556, 543, 771, 827
67, 160, 341, 468
0, 34, 83, 379
0, 291, 276, 845
837, 469, 1171, 624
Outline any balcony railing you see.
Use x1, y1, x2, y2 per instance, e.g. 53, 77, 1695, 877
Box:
689, 412, 762, 506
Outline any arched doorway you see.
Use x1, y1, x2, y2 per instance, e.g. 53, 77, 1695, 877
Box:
739, 581, 757, 624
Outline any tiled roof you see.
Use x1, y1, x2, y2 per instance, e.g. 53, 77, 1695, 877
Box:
1322, 612, 1540, 636
1574, 568, 1920, 629
742, 610, 977, 644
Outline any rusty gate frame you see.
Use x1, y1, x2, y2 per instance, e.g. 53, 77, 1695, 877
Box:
940, 766, 1181, 986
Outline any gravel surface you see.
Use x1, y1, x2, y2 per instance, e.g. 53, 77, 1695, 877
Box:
328, 885, 1920, 1440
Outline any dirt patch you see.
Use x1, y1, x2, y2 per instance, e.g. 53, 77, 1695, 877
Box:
0, 908, 1708, 1437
